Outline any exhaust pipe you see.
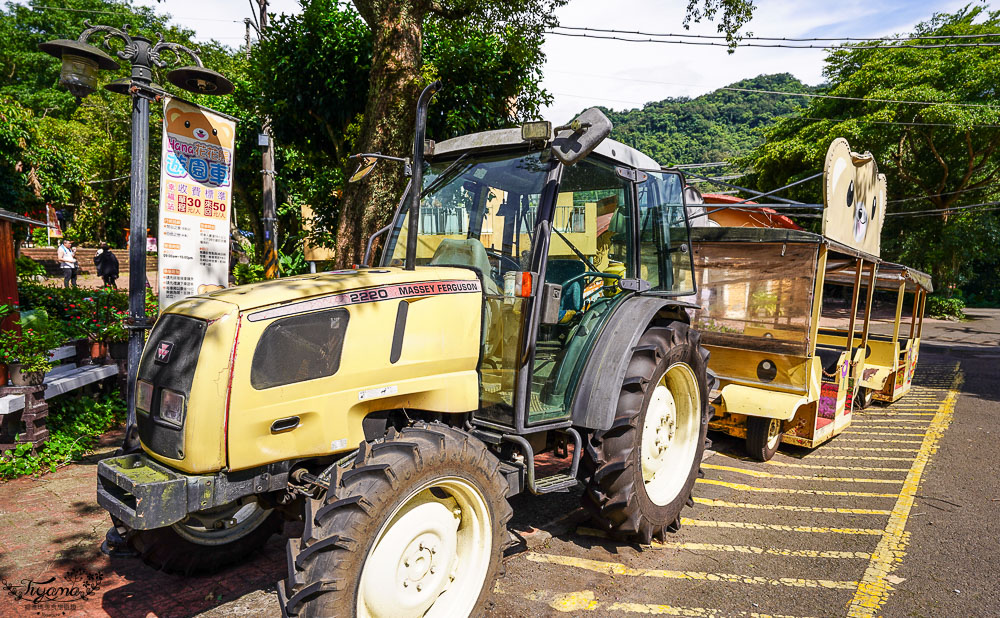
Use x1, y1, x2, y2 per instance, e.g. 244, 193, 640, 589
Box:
405, 80, 442, 271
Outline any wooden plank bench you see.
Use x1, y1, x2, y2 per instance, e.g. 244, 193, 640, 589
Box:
0, 344, 121, 451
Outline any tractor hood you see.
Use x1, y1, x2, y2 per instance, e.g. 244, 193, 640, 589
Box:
179, 266, 481, 314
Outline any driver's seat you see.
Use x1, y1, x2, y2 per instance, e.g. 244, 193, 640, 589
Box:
429, 238, 500, 296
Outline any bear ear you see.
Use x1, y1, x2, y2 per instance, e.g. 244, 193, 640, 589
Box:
217, 123, 233, 142
167, 109, 184, 124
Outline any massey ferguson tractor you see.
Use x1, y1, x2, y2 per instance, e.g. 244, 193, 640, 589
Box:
97, 82, 712, 617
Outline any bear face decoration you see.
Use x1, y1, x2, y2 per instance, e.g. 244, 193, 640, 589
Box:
165, 105, 234, 151
822, 138, 886, 256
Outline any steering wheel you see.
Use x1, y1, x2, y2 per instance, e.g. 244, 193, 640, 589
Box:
484, 248, 522, 280
561, 271, 622, 294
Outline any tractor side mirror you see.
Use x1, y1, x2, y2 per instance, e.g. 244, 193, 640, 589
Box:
551, 107, 612, 166
349, 156, 378, 183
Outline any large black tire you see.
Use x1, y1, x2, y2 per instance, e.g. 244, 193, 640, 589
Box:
745, 416, 782, 462
124, 501, 281, 575
279, 423, 512, 618
582, 319, 710, 544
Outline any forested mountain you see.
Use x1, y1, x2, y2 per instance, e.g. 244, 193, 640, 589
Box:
600, 73, 817, 166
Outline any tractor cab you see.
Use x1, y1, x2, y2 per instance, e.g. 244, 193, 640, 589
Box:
376, 120, 697, 438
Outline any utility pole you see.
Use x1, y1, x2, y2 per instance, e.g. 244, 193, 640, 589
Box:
257, 0, 280, 278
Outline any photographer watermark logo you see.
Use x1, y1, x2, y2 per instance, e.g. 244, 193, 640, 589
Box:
2, 568, 103, 609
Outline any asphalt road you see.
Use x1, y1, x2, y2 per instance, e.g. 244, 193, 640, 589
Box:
486, 352, 1000, 617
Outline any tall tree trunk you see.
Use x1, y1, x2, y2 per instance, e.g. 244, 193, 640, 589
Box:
337, 0, 424, 267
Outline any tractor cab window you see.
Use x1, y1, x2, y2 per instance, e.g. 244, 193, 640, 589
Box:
383, 151, 554, 293
638, 171, 695, 295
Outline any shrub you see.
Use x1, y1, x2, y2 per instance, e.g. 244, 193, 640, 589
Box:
926, 295, 966, 320
0, 392, 126, 478
15, 255, 46, 282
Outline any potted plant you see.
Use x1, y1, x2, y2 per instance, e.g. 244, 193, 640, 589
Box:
0, 323, 63, 387
106, 310, 129, 360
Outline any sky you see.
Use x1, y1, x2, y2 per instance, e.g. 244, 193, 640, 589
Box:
122, 0, 986, 121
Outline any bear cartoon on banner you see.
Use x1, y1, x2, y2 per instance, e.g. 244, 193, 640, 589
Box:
166, 106, 234, 150
822, 137, 886, 257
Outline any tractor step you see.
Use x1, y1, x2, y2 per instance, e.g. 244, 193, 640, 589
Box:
534, 473, 579, 493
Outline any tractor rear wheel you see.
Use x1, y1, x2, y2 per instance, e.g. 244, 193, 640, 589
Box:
582, 320, 709, 543
279, 423, 512, 618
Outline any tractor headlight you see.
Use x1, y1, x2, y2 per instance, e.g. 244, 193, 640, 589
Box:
159, 389, 186, 427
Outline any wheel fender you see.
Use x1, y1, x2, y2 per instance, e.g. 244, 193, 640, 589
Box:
570, 296, 697, 431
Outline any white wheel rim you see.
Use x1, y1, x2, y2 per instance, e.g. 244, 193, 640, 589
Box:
640, 362, 701, 506
358, 476, 492, 618
766, 418, 781, 451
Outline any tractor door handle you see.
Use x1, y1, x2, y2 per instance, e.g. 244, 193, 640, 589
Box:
270, 416, 300, 433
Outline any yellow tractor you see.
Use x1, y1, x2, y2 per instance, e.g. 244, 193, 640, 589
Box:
97, 83, 712, 616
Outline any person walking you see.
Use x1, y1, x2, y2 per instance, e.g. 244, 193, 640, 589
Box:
57, 238, 78, 288
94, 242, 119, 289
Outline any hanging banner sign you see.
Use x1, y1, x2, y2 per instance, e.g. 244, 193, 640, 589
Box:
158, 96, 236, 309
45, 204, 63, 241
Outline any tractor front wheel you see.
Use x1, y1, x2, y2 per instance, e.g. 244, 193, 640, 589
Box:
124, 499, 281, 575
582, 320, 709, 543
279, 423, 512, 618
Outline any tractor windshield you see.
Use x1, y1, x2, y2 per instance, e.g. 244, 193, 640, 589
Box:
382, 151, 554, 286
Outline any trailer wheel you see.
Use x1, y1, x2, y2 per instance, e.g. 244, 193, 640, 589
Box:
582, 320, 709, 543
280, 423, 511, 618
745, 416, 782, 462
856, 386, 875, 409
124, 499, 280, 575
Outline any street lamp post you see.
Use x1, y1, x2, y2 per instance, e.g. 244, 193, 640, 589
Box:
40, 22, 233, 452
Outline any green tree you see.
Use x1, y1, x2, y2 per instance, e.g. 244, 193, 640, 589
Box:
742, 6, 1000, 295
333, 0, 757, 266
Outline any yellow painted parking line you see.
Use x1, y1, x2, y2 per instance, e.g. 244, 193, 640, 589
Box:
657, 541, 871, 560
851, 419, 932, 424
817, 446, 919, 453
764, 461, 909, 473
694, 497, 891, 515
835, 438, 924, 444
842, 431, 927, 437
503, 585, 813, 617
798, 454, 916, 462
847, 365, 963, 617
854, 412, 935, 416
698, 478, 899, 498
526, 552, 858, 589
703, 463, 903, 483
680, 518, 884, 535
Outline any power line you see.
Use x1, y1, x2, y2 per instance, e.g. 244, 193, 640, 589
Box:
799, 116, 1000, 128
548, 30, 1000, 50
887, 200, 1000, 217
720, 86, 997, 109
31, 5, 244, 23
555, 25, 1000, 43
888, 184, 1000, 204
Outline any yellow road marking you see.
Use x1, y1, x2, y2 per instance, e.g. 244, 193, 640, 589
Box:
764, 461, 910, 473
703, 463, 903, 483
835, 438, 924, 444
842, 431, 927, 437
817, 446, 919, 453
525, 552, 858, 589
851, 419, 932, 424
680, 518, 884, 535
694, 497, 891, 515
796, 454, 916, 462
697, 478, 899, 498
847, 365, 963, 617
657, 541, 871, 560
854, 412, 935, 417
503, 585, 812, 617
